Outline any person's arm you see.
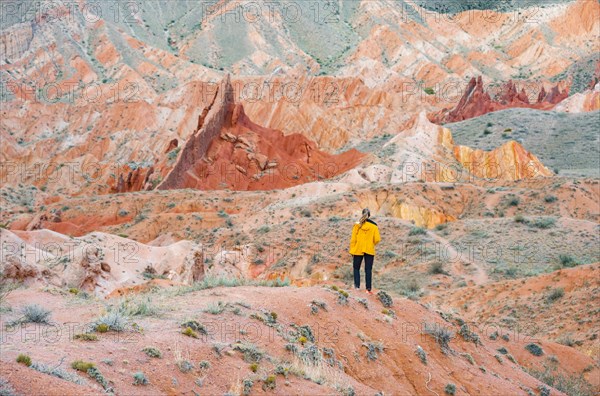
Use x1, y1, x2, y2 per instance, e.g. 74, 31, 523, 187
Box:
374, 225, 381, 245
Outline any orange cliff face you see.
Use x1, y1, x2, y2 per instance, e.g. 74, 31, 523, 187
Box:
453, 140, 554, 181
157, 75, 365, 191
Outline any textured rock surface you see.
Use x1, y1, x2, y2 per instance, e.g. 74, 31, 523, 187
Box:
157, 75, 365, 191
432, 76, 569, 123
454, 140, 554, 180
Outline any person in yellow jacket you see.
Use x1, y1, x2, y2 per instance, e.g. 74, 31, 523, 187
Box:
349, 208, 381, 294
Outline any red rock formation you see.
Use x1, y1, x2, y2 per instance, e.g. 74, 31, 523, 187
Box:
432, 77, 569, 123
164, 139, 178, 154
157, 75, 365, 191
112, 166, 155, 194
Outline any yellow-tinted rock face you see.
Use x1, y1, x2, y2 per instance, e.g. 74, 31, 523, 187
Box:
388, 202, 456, 229
453, 140, 553, 180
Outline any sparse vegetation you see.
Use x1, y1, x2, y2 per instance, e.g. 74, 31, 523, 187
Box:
527, 363, 594, 396
182, 326, 199, 338
363, 341, 385, 360
16, 354, 32, 366
31, 362, 86, 385
176, 359, 194, 373
74, 333, 98, 341
528, 217, 556, 229
133, 372, 149, 386
525, 343, 544, 356
377, 290, 393, 307
12, 304, 51, 325
233, 342, 264, 363
424, 323, 454, 354
199, 360, 211, 369
558, 254, 580, 268
415, 346, 427, 365
458, 324, 481, 345
546, 287, 565, 303
93, 311, 128, 332
142, 347, 162, 358
71, 360, 95, 372
445, 383, 456, 395
181, 320, 208, 335
262, 374, 276, 390
204, 301, 228, 315
429, 261, 448, 275
409, 226, 427, 236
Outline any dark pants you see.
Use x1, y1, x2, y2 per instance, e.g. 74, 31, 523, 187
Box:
353, 254, 374, 291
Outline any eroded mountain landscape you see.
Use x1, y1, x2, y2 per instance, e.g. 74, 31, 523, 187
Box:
0, 1, 599, 395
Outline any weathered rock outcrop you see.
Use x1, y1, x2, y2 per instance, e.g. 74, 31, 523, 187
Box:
432, 76, 569, 123
112, 166, 155, 194
0, 229, 205, 297
453, 141, 554, 180
554, 83, 600, 113
157, 75, 365, 191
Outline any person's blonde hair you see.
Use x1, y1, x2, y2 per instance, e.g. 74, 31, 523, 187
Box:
358, 208, 370, 228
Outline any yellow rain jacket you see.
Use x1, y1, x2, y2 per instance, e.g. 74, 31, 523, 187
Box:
349, 219, 381, 256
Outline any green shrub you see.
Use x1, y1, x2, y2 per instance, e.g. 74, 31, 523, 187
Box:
118, 296, 160, 317
462, 353, 475, 365
559, 254, 579, 268
199, 360, 211, 369
445, 383, 456, 395
94, 312, 128, 332
424, 87, 435, 95
429, 261, 448, 275
182, 327, 199, 338
409, 227, 427, 236
424, 323, 454, 354
546, 288, 564, 303
525, 343, 544, 356
181, 320, 207, 334
529, 217, 556, 229
243, 379, 254, 396
507, 196, 520, 206
142, 347, 162, 358
233, 342, 264, 363
87, 366, 111, 392
263, 374, 276, 390
249, 362, 259, 372
514, 214, 525, 223
71, 360, 95, 372
363, 341, 385, 360
133, 372, 148, 386
30, 362, 86, 385
377, 290, 393, 307
20, 304, 51, 324
204, 301, 228, 315
176, 360, 194, 373
458, 324, 481, 345
415, 346, 427, 365
544, 195, 558, 203
527, 364, 594, 396
257, 226, 270, 234
74, 333, 98, 341
16, 354, 31, 366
